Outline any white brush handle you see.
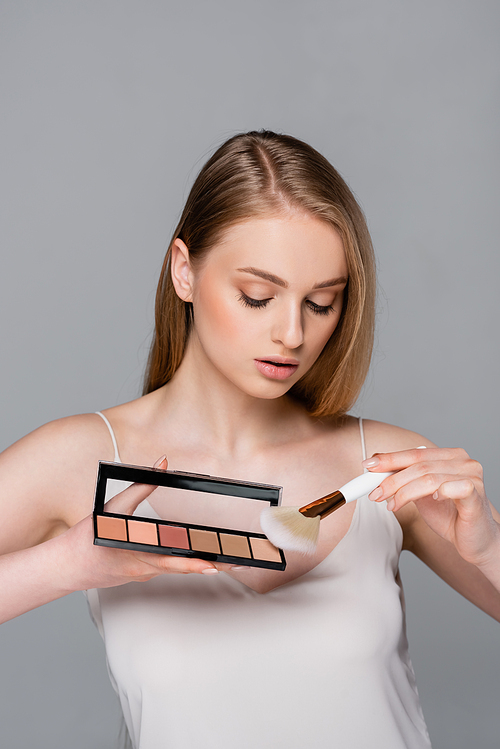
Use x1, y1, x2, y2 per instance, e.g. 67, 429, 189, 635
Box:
339, 471, 394, 503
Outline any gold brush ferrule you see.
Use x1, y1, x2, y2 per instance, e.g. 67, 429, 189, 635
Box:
299, 491, 346, 519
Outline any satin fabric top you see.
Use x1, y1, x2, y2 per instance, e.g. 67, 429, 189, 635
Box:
86, 413, 432, 749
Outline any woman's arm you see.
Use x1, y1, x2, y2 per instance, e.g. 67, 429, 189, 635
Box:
0, 416, 219, 624
398, 500, 500, 620
362, 420, 500, 621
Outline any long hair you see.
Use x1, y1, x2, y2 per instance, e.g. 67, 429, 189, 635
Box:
143, 130, 376, 420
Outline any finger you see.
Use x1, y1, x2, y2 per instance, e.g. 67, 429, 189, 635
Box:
122, 549, 220, 576
362, 446, 467, 473
385, 472, 454, 511
126, 549, 245, 578
217, 562, 249, 572
153, 455, 168, 470
105, 455, 168, 515
431, 479, 487, 527
386, 474, 479, 512
433, 479, 477, 505
153, 555, 220, 575
368, 457, 476, 503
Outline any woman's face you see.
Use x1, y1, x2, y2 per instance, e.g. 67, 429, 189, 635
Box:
173, 214, 348, 401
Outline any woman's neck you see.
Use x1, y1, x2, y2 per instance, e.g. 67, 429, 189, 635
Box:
147, 338, 310, 461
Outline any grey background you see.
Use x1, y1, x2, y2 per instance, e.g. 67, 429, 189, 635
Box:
1, 1, 499, 747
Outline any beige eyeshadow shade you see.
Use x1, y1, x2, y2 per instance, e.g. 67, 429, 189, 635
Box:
159, 525, 190, 549
220, 533, 251, 558
189, 529, 220, 553
96, 515, 128, 541
127, 519, 158, 545
250, 537, 282, 562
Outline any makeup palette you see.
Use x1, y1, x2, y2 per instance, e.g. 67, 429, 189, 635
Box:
93, 462, 286, 570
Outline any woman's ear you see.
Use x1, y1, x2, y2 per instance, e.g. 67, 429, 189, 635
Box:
170, 238, 194, 302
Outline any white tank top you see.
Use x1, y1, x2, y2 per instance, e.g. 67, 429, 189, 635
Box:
87, 413, 432, 749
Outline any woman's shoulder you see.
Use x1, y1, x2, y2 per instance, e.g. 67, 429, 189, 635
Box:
3, 412, 118, 465
316, 414, 434, 453
0, 412, 122, 548
7, 390, 153, 462
0, 412, 119, 507
356, 418, 435, 537
359, 418, 435, 457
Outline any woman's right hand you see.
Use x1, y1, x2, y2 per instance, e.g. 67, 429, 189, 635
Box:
0, 455, 219, 624
56, 456, 220, 592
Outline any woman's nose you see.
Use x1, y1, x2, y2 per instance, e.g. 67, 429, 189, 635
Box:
271, 304, 304, 350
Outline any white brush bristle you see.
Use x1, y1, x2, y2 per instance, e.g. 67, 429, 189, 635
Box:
260, 506, 320, 555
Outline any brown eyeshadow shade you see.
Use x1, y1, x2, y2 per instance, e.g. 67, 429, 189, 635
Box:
127, 519, 158, 545
97, 515, 127, 541
250, 537, 282, 562
159, 525, 190, 549
220, 533, 251, 558
189, 529, 220, 553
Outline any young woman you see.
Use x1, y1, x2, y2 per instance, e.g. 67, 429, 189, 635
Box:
1, 131, 499, 748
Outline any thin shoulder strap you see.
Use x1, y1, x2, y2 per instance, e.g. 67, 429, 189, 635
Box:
358, 416, 367, 462
95, 411, 121, 463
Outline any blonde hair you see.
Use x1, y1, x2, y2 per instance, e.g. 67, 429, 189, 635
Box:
144, 130, 376, 420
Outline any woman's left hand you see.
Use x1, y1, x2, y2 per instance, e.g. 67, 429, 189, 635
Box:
364, 447, 500, 570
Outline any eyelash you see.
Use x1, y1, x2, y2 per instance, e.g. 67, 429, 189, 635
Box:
237, 293, 334, 316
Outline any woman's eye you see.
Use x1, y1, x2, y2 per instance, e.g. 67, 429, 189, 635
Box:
238, 293, 334, 315
238, 292, 272, 309
306, 300, 334, 316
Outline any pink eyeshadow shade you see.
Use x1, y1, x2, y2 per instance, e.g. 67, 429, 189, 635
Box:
96, 515, 127, 541
159, 525, 190, 549
250, 537, 282, 562
127, 519, 158, 545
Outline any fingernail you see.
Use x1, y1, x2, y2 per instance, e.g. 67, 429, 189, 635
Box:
201, 567, 219, 575
416, 446, 427, 450
433, 491, 439, 500
386, 499, 396, 511
230, 566, 247, 571
369, 487, 383, 501
362, 457, 380, 468
153, 455, 167, 468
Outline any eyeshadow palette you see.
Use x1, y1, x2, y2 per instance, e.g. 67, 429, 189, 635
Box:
93, 461, 286, 570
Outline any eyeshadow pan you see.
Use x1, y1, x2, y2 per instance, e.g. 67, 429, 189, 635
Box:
127, 519, 158, 545
97, 515, 127, 541
220, 533, 251, 558
159, 524, 190, 549
189, 528, 220, 553
250, 537, 282, 562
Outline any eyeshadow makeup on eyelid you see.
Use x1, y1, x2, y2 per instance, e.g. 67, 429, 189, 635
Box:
238, 292, 336, 315
238, 285, 339, 304
93, 462, 286, 570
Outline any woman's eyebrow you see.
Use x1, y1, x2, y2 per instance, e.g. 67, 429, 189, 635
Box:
236, 266, 347, 289
313, 276, 348, 289
237, 267, 288, 287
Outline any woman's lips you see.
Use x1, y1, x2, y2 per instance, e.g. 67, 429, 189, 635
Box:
254, 358, 299, 380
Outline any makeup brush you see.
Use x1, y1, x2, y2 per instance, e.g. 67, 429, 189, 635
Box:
260, 471, 394, 555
